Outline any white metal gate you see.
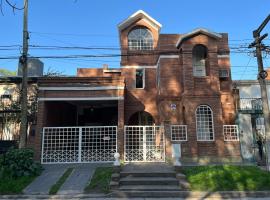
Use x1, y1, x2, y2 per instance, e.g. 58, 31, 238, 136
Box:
41, 126, 117, 164
124, 126, 165, 162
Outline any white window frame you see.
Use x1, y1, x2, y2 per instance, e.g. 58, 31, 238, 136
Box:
135, 68, 145, 89
171, 125, 188, 142
128, 28, 154, 50
196, 105, 215, 141
223, 125, 239, 141
192, 45, 207, 77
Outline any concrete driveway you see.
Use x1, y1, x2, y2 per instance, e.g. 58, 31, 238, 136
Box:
23, 163, 112, 195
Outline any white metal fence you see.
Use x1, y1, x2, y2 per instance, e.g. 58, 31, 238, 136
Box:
124, 126, 165, 162
41, 126, 117, 164
223, 125, 239, 141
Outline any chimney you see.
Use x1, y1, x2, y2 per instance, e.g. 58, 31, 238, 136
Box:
103, 64, 108, 70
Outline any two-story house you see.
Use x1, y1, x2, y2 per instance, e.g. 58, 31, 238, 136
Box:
34, 10, 241, 164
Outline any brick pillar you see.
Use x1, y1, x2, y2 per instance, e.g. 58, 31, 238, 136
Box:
118, 99, 125, 159
164, 120, 172, 160
34, 101, 46, 161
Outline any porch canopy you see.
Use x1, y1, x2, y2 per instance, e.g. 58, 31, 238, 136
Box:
37, 77, 125, 127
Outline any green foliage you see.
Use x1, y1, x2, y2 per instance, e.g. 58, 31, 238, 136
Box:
0, 149, 40, 194
49, 168, 73, 195
2, 148, 42, 178
183, 165, 270, 191
85, 167, 113, 193
0, 174, 36, 194
0, 68, 16, 76
0, 154, 5, 178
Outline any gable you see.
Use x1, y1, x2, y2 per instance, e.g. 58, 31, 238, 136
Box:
176, 28, 222, 48
118, 10, 162, 32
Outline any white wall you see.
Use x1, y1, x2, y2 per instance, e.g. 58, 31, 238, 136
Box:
237, 81, 270, 106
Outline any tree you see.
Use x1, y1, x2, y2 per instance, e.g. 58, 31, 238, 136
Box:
0, 68, 16, 76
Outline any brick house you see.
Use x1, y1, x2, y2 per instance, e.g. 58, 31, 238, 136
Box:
34, 10, 241, 164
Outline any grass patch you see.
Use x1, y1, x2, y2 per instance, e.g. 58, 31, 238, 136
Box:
84, 167, 113, 194
0, 175, 37, 194
49, 168, 73, 195
182, 165, 270, 191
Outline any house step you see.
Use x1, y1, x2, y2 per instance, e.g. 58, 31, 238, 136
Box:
120, 171, 176, 178
112, 190, 184, 198
119, 185, 180, 191
119, 177, 179, 185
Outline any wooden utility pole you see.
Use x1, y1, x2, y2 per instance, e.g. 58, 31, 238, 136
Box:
19, 0, 29, 148
250, 14, 270, 171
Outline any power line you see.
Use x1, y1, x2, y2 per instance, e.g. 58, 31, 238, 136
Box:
239, 57, 253, 80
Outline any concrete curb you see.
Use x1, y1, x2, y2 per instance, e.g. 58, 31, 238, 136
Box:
1, 191, 270, 199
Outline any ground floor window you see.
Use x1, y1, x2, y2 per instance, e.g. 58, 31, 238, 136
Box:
196, 105, 214, 141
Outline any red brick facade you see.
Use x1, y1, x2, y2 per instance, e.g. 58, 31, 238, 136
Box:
33, 10, 241, 163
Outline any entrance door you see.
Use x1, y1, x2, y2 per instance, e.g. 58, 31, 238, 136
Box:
124, 126, 165, 162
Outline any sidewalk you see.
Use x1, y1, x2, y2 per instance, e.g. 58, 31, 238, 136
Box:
1, 192, 270, 200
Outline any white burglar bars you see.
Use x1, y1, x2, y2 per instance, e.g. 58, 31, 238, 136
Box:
223, 125, 239, 141
42, 126, 117, 164
124, 126, 165, 162
171, 125, 188, 141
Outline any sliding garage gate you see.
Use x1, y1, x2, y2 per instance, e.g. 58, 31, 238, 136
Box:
41, 126, 117, 163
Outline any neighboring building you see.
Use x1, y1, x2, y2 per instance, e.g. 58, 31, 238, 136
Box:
34, 10, 241, 164
0, 58, 43, 149
234, 80, 268, 164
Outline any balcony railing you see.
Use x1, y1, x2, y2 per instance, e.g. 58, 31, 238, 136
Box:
239, 98, 263, 112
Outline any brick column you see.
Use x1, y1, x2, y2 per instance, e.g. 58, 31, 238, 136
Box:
34, 101, 46, 161
164, 120, 172, 159
117, 99, 125, 159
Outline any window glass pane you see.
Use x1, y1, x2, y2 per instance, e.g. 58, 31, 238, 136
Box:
196, 105, 214, 141
193, 45, 207, 76
136, 69, 144, 88
128, 28, 153, 50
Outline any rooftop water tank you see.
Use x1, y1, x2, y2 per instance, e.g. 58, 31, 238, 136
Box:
17, 58, 44, 77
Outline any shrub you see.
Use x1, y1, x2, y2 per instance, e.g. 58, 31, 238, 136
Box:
0, 154, 4, 178
3, 148, 42, 178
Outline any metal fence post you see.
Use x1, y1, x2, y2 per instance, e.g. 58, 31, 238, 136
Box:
78, 127, 82, 163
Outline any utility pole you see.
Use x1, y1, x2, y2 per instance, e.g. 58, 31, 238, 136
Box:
249, 14, 270, 171
19, 0, 29, 148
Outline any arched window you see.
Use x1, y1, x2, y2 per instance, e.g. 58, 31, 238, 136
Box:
196, 105, 214, 141
192, 45, 207, 77
128, 28, 153, 50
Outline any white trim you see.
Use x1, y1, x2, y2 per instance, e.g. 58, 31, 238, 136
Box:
118, 10, 162, 32
38, 97, 124, 101
176, 28, 222, 47
157, 55, 179, 65
39, 86, 124, 91
121, 65, 157, 69
103, 69, 121, 73
217, 55, 230, 58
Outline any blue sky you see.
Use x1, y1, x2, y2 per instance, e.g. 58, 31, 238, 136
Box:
0, 0, 269, 80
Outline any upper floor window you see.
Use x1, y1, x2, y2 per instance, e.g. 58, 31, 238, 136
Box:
135, 68, 145, 89
128, 28, 153, 50
196, 105, 214, 141
192, 45, 208, 77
